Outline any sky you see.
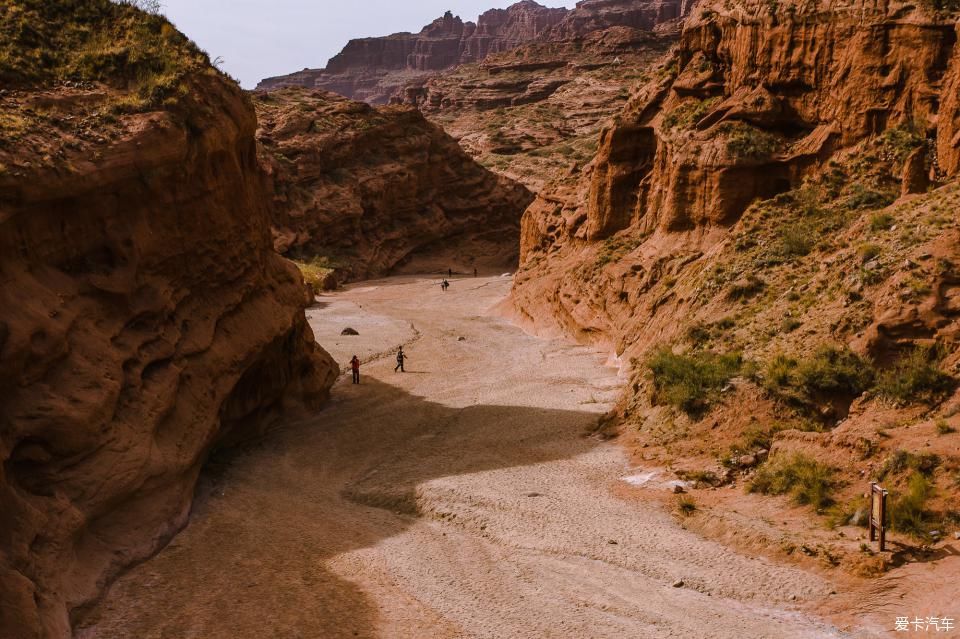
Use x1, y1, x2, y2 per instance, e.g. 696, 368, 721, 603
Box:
159, 0, 579, 89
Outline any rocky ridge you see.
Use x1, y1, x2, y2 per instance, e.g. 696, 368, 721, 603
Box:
546, 0, 694, 38
0, 3, 337, 637
402, 25, 676, 192
256, 1, 569, 104
255, 88, 534, 282
394, 0, 690, 193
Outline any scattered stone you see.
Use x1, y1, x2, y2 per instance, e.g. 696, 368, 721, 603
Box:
672, 579, 684, 588
525, 492, 543, 498
608, 539, 618, 545
737, 454, 758, 469
756, 449, 769, 462
672, 484, 686, 494
340, 327, 359, 336
457, 336, 466, 341
954, 531, 960, 540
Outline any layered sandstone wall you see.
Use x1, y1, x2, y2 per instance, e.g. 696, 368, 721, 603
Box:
0, 7, 337, 638
256, 2, 569, 103
255, 89, 534, 279
509, 0, 960, 551
545, 0, 692, 38
517, 0, 960, 319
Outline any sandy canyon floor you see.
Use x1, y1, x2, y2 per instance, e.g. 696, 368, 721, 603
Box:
76, 275, 875, 638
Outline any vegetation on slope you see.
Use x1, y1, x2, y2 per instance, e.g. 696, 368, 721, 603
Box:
0, 0, 217, 109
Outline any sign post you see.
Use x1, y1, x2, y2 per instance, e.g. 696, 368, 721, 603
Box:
870, 482, 888, 552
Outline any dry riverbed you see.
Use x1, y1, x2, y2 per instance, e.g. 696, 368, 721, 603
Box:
77, 275, 864, 638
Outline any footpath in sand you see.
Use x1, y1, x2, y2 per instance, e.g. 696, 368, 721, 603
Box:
77, 275, 858, 639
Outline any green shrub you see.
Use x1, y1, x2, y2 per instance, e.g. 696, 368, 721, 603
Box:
662, 96, 721, 130
781, 317, 802, 333
846, 183, 895, 210
764, 354, 798, 389
676, 495, 698, 516
879, 122, 926, 166
858, 243, 882, 263
877, 449, 940, 480
0, 0, 214, 108
749, 454, 836, 510
777, 221, 816, 258
888, 472, 935, 537
677, 470, 720, 487
936, 419, 955, 435
876, 346, 954, 404
869, 213, 895, 231
762, 347, 875, 409
647, 348, 742, 414
726, 275, 765, 300
724, 122, 779, 159
794, 346, 874, 396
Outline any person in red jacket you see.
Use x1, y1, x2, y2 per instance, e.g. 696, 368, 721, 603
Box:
350, 355, 361, 384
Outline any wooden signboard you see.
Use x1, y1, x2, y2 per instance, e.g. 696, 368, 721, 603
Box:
869, 482, 888, 552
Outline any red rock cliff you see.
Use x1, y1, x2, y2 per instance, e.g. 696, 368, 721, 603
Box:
0, 3, 337, 637
256, 1, 568, 104
513, 0, 960, 348
255, 89, 534, 280
545, 0, 693, 38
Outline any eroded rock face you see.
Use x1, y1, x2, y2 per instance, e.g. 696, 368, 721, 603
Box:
512, 0, 960, 353
255, 89, 534, 278
939, 21, 960, 177
545, 0, 692, 39
256, 2, 568, 104
509, 1, 960, 534
0, 65, 336, 639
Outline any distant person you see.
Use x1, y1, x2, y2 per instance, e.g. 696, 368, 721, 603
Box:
350, 355, 361, 384
441, 279, 449, 291
474, 267, 478, 277
395, 347, 407, 373
448, 268, 453, 278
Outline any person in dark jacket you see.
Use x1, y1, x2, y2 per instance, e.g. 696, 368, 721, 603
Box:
394, 347, 407, 372
350, 355, 361, 384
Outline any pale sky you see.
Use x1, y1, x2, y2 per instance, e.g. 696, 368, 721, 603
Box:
159, 0, 579, 88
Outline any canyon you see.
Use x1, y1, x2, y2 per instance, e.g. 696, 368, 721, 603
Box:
3, 0, 960, 637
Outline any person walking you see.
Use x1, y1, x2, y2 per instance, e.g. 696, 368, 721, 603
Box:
394, 347, 407, 373
350, 355, 361, 384
441, 279, 449, 291
474, 267, 478, 277
448, 268, 453, 278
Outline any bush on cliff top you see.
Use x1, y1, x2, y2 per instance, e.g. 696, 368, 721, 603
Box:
0, 0, 213, 107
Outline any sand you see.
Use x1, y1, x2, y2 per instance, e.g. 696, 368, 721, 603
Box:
76, 275, 861, 639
